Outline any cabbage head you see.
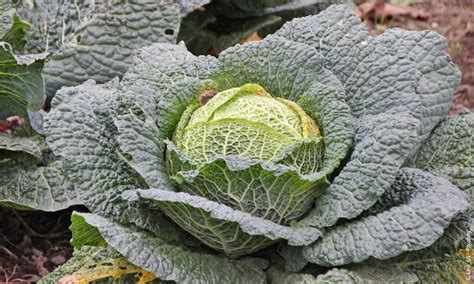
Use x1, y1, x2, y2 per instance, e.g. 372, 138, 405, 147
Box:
41, 5, 472, 283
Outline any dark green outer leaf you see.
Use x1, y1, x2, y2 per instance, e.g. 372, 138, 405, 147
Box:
408, 110, 473, 196
0, 159, 79, 211
17, 0, 181, 98
0, 134, 45, 160
43, 80, 186, 241
115, 43, 217, 189
274, 4, 461, 227
303, 168, 470, 266
73, 212, 269, 283
124, 189, 322, 256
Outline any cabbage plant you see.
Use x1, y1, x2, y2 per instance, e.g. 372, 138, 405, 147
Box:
41, 5, 472, 283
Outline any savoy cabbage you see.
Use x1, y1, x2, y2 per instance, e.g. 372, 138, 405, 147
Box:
1, 3, 473, 283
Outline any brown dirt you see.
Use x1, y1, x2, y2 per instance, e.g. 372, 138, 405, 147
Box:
359, 0, 474, 114
0, 207, 76, 283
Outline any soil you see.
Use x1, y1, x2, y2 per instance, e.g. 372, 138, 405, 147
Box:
0, 207, 76, 283
0, 0, 472, 282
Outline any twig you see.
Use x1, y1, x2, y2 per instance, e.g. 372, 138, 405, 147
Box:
0, 245, 18, 260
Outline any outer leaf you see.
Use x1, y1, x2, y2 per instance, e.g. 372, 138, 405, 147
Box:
70, 214, 108, 249
120, 42, 218, 141
0, 159, 79, 211
276, 5, 460, 140
0, 134, 45, 160
73, 212, 269, 283
0, 43, 44, 119
39, 246, 157, 284
124, 189, 322, 257
314, 266, 417, 283
114, 43, 217, 188
178, 0, 211, 16
303, 168, 470, 266
273, 4, 462, 227
408, 110, 473, 195
43, 42, 219, 241
43, 80, 186, 242
299, 113, 420, 227
376, 29, 462, 140
17, 0, 181, 97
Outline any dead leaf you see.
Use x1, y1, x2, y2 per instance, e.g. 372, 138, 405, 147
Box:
358, 1, 431, 21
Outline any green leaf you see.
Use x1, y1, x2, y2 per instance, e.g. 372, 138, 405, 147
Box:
1, 15, 30, 51
315, 266, 418, 283
0, 159, 79, 211
0, 43, 45, 119
276, 5, 460, 141
299, 113, 420, 228
70, 213, 107, 249
408, 110, 473, 195
303, 168, 470, 266
212, 35, 354, 177
72, 212, 269, 283
120, 42, 218, 142
42, 42, 221, 241
0, 134, 45, 160
16, 0, 182, 98
124, 189, 322, 257
44, 80, 145, 218
376, 29, 462, 142
167, 141, 328, 224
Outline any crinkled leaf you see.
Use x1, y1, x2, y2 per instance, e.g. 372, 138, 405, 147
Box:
299, 113, 420, 227
73, 212, 269, 283
124, 189, 322, 257
266, 267, 317, 283
408, 110, 473, 195
120, 42, 218, 142
0, 43, 44, 119
0, 159, 79, 211
303, 168, 470, 266
16, 0, 181, 98
0, 134, 45, 160
376, 29, 462, 141
213, 36, 353, 176
0, 1, 15, 38
39, 246, 157, 284
315, 266, 418, 283
43, 80, 186, 242
167, 143, 328, 224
